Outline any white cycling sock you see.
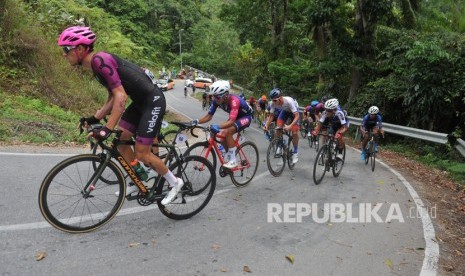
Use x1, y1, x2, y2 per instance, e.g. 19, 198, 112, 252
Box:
228, 147, 237, 162
163, 171, 178, 187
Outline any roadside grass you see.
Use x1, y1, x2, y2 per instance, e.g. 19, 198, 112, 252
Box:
0, 90, 180, 145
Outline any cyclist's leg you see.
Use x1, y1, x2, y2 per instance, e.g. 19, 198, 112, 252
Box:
224, 115, 252, 168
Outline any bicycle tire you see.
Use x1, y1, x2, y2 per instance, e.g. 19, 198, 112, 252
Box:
38, 154, 126, 233
332, 145, 346, 177
364, 141, 370, 165
299, 122, 307, 138
313, 145, 328, 185
156, 155, 216, 220
184, 141, 217, 170
287, 138, 296, 170
266, 138, 285, 177
370, 142, 376, 172
230, 141, 259, 187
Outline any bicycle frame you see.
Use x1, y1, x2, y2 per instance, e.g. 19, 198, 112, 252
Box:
87, 131, 182, 200
204, 131, 250, 172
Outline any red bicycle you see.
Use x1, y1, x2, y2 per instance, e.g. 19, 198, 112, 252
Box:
184, 125, 259, 187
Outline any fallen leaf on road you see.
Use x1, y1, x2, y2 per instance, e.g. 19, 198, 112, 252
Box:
35, 251, 47, 261
384, 259, 393, 269
220, 268, 228, 272
129, 242, 140, 248
286, 255, 294, 264
211, 243, 221, 250
151, 239, 157, 246
243, 265, 251, 273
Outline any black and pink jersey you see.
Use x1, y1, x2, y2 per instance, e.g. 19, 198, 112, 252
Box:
90, 52, 160, 104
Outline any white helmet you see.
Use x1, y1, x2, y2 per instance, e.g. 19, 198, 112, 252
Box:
324, 98, 339, 110
368, 106, 379, 114
209, 80, 230, 96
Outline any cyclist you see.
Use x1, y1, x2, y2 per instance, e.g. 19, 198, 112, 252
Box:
201, 91, 208, 109
360, 106, 384, 160
58, 26, 183, 205
184, 85, 188, 97
257, 95, 268, 127
263, 88, 300, 164
248, 95, 257, 122
191, 80, 253, 168
303, 104, 318, 139
312, 98, 348, 160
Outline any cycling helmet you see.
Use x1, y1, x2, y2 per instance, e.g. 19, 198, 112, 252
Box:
209, 80, 230, 96
321, 95, 332, 103
368, 106, 379, 114
311, 100, 319, 107
324, 98, 339, 110
261, 95, 267, 101
269, 88, 282, 99
58, 26, 96, 46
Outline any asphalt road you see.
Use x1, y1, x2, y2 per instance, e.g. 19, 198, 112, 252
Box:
0, 80, 438, 276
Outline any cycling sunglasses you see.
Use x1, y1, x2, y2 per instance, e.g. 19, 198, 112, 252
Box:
325, 108, 336, 112
272, 98, 279, 102
62, 46, 76, 55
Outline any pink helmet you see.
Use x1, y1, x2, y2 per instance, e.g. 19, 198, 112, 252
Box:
58, 26, 96, 46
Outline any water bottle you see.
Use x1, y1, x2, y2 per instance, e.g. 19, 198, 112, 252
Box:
218, 144, 226, 157
130, 159, 148, 181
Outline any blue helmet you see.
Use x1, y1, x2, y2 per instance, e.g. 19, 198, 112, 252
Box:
311, 100, 319, 107
269, 88, 282, 99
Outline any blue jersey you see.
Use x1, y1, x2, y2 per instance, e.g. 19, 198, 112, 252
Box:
362, 114, 382, 130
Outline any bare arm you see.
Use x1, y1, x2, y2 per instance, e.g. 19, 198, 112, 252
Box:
99, 86, 128, 130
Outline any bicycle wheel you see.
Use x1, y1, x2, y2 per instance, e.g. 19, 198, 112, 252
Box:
230, 141, 259, 187
157, 155, 216, 220
287, 138, 296, 170
183, 141, 217, 170
266, 138, 285, 177
314, 135, 319, 152
370, 142, 376, 172
332, 145, 346, 177
364, 142, 371, 165
38, 154, 126, 233
313, 145, 328, 185
300, 122, 307, 138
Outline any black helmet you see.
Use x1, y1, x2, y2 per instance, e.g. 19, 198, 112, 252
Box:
269, 88, 282, 99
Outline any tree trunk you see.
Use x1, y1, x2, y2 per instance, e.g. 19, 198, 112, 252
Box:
269, 0, 288, 59
348, 67, 361, 104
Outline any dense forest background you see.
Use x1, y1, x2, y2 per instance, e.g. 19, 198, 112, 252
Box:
0, 0, 464, 138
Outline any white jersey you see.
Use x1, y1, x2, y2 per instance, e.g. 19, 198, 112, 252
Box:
270, 96, 299, 114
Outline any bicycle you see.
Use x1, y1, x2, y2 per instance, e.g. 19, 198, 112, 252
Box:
265, 121, 276, 142
363, 130, 381, 172
183, 125, 259, 187
312, 131, 346, 185
266, 127, 296, 177
82, 119, 191, 185
38, 122, 216, 233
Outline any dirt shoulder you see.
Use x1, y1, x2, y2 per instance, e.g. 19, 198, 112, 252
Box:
346, 139, 465, 275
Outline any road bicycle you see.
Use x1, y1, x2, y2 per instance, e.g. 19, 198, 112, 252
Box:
83, 119, 191, 185
265, 121, 276, 142
312, 131, 346, 185
300, 120, 318, 150
363, 130, 381, 172
266, 127, 297, 177
38, 122, 216, 233
183, 124, 259, 187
